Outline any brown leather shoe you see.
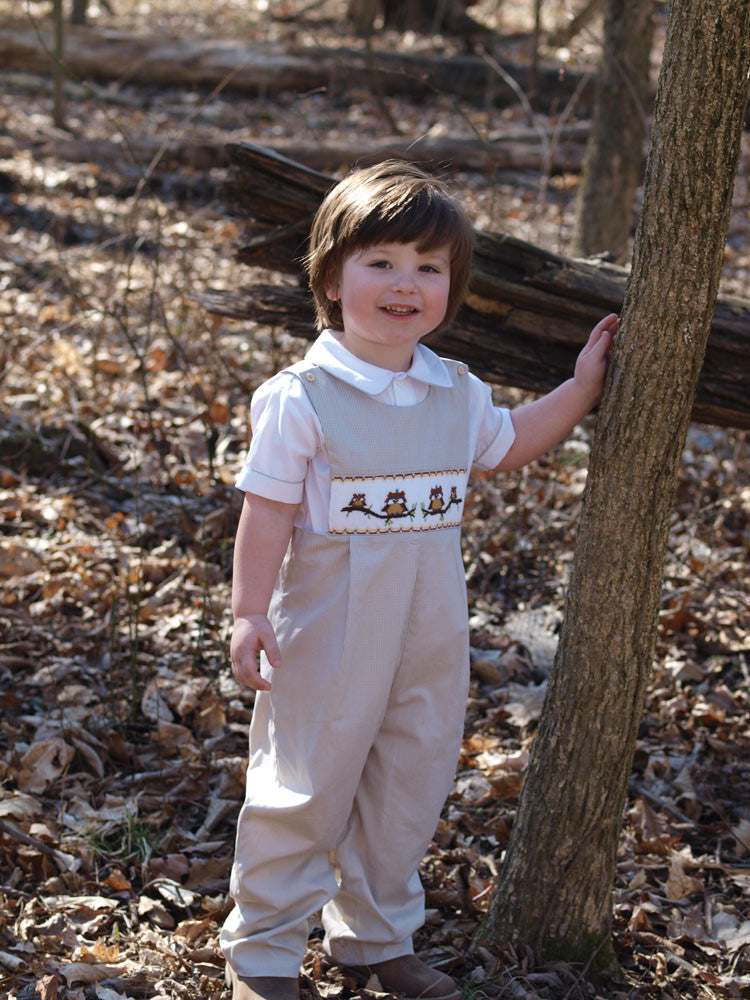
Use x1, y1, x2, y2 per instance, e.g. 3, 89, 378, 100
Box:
340, 955, 461, 1000
225, 964, 300, 1000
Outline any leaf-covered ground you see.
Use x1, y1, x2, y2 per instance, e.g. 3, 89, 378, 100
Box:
1, 2, 749, 999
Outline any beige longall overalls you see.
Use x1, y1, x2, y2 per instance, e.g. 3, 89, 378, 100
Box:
221, 361, 472, 977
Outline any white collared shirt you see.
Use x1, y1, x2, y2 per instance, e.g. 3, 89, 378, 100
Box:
236, 330, 516, 532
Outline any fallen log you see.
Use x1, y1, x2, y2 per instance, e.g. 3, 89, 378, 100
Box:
40, 125, 589, 176
0, 18, 591, 110
201, 143, 750, 430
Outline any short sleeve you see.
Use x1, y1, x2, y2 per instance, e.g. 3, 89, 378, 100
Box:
468, 374, 516, 470
235, 372, 323, 503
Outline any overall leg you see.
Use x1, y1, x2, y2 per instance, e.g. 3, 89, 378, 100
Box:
323, 531, 470, 967
222, 704, 384, 975
222, 531, 420, 978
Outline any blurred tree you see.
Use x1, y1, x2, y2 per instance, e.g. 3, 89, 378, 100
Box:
347, 0, 488, 35
71, 0, 88, 25
477, 0, 750, 973
546, 0, 603, 47
53, 0, 65, 127
571, 0, 655, 261
70, 0, 114, 25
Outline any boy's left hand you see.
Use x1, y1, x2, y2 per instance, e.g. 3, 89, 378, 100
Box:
574, 313, 619, 402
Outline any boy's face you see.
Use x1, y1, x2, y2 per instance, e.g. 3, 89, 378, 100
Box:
326, 241, 451, 372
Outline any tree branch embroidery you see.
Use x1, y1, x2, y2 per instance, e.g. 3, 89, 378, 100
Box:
421, 485, 462, 520
340, 484, 462, 526
340, 489, 417, 523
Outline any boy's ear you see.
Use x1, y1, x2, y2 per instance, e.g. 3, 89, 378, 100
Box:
324, 265, 340, 301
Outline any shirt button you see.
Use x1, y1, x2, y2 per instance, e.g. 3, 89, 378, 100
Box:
457, 365, 466, 376
395, 373, 406, 381
305, 372, 316, 382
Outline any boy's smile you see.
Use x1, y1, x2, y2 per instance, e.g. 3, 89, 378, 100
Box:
326, 241, 451, 372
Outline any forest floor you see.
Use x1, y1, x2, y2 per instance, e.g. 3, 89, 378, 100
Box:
1, 1, 750, 999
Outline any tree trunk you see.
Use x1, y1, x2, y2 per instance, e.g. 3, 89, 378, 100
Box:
347, 0, 377, 34
571, 0, 655, 260
70, 0, 89, 26
52, 0, 65, 129
476, 0, 750, 971
351, 0, 486, 35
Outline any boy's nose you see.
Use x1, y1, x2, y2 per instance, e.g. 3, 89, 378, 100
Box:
391, 269, 417, 291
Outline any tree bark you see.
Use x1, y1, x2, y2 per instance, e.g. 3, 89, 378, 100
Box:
476, 0, 750, 971
571, 0, 655, 260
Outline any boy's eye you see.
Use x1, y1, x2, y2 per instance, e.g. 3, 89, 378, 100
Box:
419, 264, 439, 273
369, 260, 390, 268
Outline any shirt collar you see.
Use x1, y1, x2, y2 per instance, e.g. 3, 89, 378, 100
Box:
306, 329, 453, 395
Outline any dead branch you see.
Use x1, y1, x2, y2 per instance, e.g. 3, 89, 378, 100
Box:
201, 143, 750, 430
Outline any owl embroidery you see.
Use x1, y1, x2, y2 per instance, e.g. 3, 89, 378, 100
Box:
382, 490, 408, 516
422, 482, 462, 519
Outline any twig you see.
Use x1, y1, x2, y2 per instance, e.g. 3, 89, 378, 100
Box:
629, 781, 701, 828
477, 45, 544, 134
363, 25, 403, 136
561, 923, 612, 1000
0, 818, 77, 870
546, 70, 593, 180
0, 884, 34, 898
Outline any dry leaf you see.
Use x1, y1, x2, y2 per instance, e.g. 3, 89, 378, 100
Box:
665, 857, 703, 900
17, 738, 75, 793
77, 941, 121, 963
730, 817, 750, 857
137, 895, 175, 929
36, 973, 63, 1000
104, 870, 132, 892
140, 679, 175, 724
0, 542, 44, 578
195, 697, 226, 737
711, 910, 750, 953
0, 949, 27, 971
503, 681, 547, 727
0, 792, 43, 822
155, 720, 195, 750
175, 915, 213, 943
148, 853, 189, 882
58, 962, 130, 985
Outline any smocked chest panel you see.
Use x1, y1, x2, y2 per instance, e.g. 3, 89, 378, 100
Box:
293, 360, 471, 535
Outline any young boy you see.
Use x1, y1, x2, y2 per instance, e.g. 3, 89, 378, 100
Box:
221, 161, 618, 1000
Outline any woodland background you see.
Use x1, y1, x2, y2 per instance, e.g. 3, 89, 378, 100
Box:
0, 2, 749, 999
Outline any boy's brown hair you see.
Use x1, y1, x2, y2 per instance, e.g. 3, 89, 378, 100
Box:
305, 160, 474, 334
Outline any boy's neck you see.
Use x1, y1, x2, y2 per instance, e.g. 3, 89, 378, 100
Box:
338, 334, 415, 373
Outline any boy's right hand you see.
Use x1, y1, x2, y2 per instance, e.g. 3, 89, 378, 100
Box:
231, 614, 281, 691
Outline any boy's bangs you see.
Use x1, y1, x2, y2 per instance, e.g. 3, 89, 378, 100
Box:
353, 190, 465, 255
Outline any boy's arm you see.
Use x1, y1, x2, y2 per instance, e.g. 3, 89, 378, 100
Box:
495, 313, 618, 472
231, 491, 299, 691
